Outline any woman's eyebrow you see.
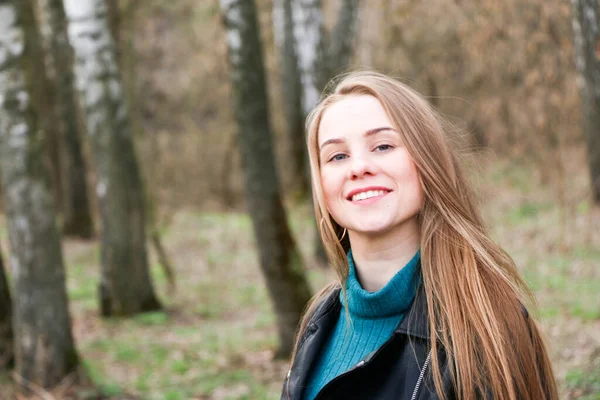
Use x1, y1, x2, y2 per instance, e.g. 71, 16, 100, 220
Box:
365, 126, 396, 137
319, 126, 396, 151
319, 137, 345, 151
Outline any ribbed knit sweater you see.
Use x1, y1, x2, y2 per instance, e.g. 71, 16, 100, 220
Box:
303, 249, 421, 400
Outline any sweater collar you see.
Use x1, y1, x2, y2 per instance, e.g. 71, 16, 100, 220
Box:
341, 249, 421, 318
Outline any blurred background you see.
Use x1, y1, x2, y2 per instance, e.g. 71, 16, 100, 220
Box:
0, 0, 598, 399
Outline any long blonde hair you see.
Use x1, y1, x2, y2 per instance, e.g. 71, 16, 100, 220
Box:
293, 71, 557, 400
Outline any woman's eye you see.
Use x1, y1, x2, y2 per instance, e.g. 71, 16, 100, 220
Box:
375, 144, 393, 152
330, 153, 347, 162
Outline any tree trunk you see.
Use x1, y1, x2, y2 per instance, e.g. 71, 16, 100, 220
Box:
0, 0, 79, 390
0, 245, 13, 368
219, 0, 312, 357
327, 0, 359, 76
571, 0, 600, 203
274, 0, 310, 198
38, 0, 94, 238
64, 0, 162, 316
105, 0, 175, 291
292, 0, 325, 116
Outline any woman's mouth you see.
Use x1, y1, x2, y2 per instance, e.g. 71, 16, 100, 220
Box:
347, 188, 392, 203
351, 189, 387, 201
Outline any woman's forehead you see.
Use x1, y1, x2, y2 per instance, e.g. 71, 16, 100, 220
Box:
318, 95, 394, 145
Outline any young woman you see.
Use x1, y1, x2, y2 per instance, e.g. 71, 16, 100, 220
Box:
281, 71, 558, 400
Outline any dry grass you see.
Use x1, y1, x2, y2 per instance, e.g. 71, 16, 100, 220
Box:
0, 152, 598, 399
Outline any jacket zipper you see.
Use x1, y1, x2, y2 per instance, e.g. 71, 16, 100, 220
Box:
410, 349, 432, 400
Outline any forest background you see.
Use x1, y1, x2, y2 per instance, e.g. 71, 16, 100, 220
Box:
0, 0, 599, 399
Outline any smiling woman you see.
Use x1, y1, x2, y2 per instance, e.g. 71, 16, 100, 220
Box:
281, 71, 559, 400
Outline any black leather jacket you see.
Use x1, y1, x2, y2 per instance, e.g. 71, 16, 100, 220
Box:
281, 285, 455, 400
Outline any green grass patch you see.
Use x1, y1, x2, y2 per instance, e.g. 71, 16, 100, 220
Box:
173, 326, 198, 337
88, 338, 112, 352
135, 370, 152, 392
163, 389, 188, 400
490, 162, 532, 192
254, 311, 275, 329
507, 201, 554, 223
572, 245, 600, 261
170, 358, 190, 374
134, 311, 169, 326
236, 284, 265, 306
149, 344, 171, 364
521, 247, 600, 321
195, 302, 224, 319
198, 369, 252, 395
114, 343, 143, 363
83, 360, 124, 396
565, 365, 600, 399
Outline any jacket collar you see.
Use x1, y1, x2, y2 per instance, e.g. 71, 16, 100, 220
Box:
393, 284, 430, 339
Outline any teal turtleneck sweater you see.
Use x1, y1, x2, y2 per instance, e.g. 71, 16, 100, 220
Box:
303, 249, 421, 400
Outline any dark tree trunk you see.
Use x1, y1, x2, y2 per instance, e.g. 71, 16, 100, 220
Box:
105, 0, 175, 289
327, 0, 360, 75
274, 0, 311, 198
39, 0, 94, 238
219, 0, 313, 357
317, 0, 360, 90
64, 0, 162, 316
0, 246, 13, 368
571, 0, 600, 203
0, 0, 79, 391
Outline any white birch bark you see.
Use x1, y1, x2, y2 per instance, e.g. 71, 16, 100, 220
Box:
0, 0, 78, 389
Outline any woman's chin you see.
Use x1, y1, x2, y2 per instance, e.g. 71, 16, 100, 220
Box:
349, 223, 395, 237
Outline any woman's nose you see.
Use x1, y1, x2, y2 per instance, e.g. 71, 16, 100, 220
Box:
348, 154, 374, 180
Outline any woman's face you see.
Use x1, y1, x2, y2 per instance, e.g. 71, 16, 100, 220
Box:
317, 95, 423, 239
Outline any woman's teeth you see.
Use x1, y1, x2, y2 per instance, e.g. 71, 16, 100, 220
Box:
352, 190, 387, 201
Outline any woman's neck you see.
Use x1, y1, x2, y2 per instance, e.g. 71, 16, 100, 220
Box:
348, 220, 420, 292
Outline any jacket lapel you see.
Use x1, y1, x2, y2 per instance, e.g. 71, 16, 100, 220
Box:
288, 288, 341, 399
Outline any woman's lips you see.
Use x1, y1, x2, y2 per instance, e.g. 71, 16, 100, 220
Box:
347, 188, 391, 204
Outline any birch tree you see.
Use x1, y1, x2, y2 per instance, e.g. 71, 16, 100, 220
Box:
64, 0, 162, 316
571, 0, 600, 203
220, 0, 312, 357
0, 0, 79, 389
38, 0, 94, 238
0, 246, 12, 368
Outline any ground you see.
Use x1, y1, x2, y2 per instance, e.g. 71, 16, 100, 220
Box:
0, 154, 599, 399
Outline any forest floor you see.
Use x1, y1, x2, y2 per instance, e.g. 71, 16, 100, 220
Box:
0, 154, 599, 400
